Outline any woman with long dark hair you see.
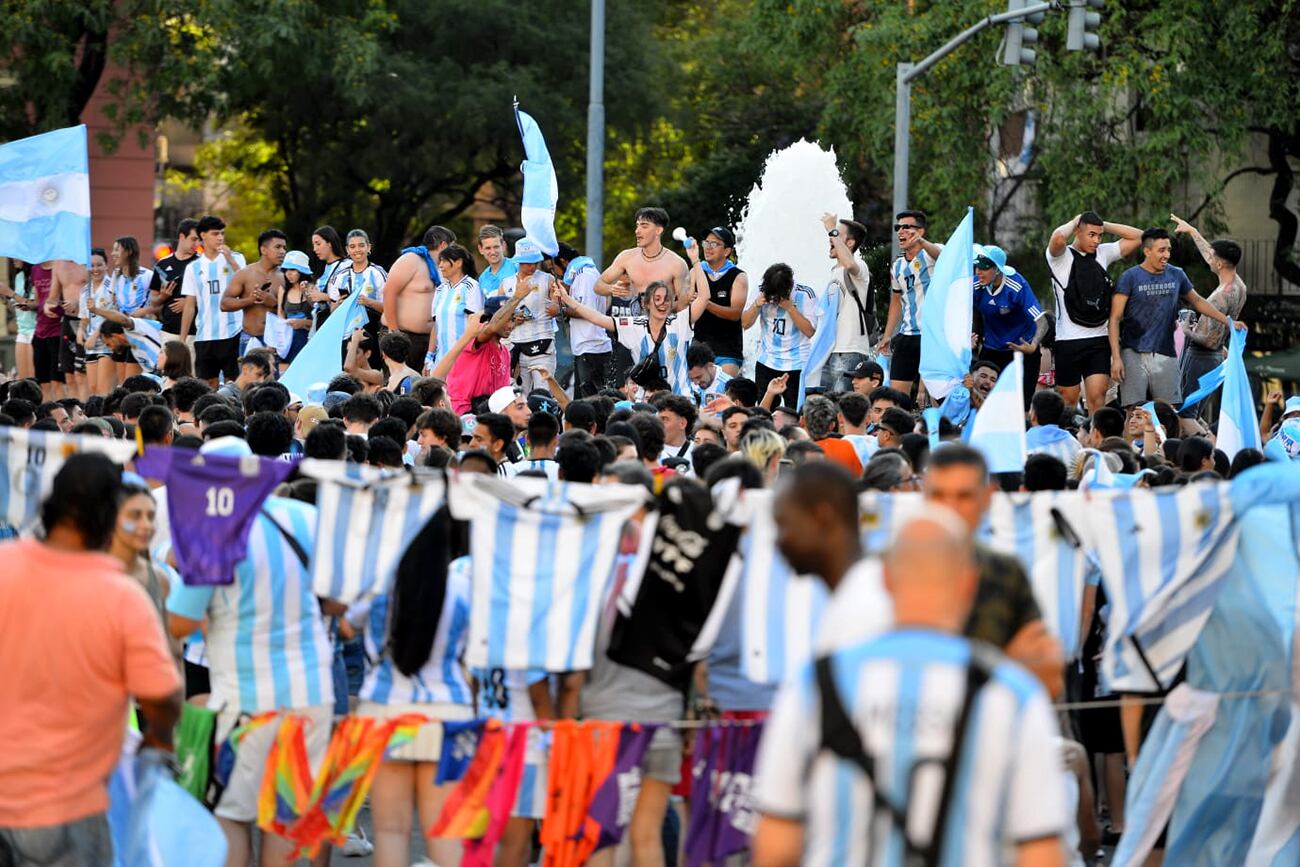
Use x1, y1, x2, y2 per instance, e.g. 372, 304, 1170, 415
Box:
110, 236, 152, 381
310, 225, 347, 331
278, 250, 316, 369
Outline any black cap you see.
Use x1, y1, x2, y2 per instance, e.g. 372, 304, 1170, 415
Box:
709, 226, 736, 250
848, 359, 885, 380
528, 393, 562, 417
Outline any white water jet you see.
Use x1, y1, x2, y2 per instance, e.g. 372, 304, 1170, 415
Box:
734, 139, 853, 376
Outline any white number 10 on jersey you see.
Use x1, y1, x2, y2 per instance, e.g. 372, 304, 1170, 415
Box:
205, 486, 234, 517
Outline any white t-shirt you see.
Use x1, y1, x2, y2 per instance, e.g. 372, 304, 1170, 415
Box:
567, 265, 612, 356
831, 254, 873, 354
1045, 240, 1122, 341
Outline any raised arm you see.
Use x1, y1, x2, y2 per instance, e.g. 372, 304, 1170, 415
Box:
1105, 220, 1143, 258
553, 281, 616, 333
822, 213, 861, 274
1048, 214, 1081, 258
784, 297, 816, 338
343, 328, 384, 386
1170, 213, 1216, 267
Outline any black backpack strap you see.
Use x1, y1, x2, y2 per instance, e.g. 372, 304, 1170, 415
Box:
259, 506, 310, 568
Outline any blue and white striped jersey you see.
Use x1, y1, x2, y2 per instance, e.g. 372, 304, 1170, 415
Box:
503, 273, 558, 344
0, 427, 137, 534
613, 312, 696, 396
755, 284, 821, 370
316, 259, 350, 303
890, 247, 942, 337
504, 458, 561, 481
165, 496, 334, 714
844, 433, 879, 467
431, 276, 485, 363
357, 554, 474, 707
112, 269, 153, 315
83, 276, 116, 355
124, 317, 165, 371
180, 252, 246, 342
333, 263, 388, 303
753, 629, 1065, 867
475, 665, 548, 724
690, 366, 733, 407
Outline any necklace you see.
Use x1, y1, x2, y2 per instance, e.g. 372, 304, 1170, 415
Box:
640, 244, 666, 261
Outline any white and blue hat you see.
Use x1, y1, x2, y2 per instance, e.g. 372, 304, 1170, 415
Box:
513, 238, 544, 265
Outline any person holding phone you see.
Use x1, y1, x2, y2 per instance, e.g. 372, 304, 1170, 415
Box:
222, 228, 288, 357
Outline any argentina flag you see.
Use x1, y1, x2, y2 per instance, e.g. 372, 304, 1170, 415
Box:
918, 207, 974, 401
278, 289, 365, 402
514, 102, 558, 256
0, 125, 92, 265
1217, 324, 1260, 460
967, 351, 1027, 472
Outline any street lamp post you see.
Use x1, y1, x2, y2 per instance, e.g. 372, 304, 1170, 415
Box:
585, 0, 606, 267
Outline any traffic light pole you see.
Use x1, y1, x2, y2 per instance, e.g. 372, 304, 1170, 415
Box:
890, 0, 1057, 255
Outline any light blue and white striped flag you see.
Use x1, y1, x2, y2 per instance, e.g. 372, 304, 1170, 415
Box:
733, 489, 829, 685
515, 103, 559, 256
1086, 482, 1242, 693
967, 351, 1027, 472
0, 427, 137, 534
302, 459, 447, 602
0, 125, 91, 265
1217, 323, 1260, 460
918, 207, 974, 400
278, 288, 365, 402
797, 285, 840, 409
448, 474, 648, 671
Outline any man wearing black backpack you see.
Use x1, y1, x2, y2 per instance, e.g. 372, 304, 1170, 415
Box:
1046, 211, 1142, 415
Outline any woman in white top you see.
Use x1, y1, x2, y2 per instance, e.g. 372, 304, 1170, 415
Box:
78, 248, 116, 396
339, 229, 389, 355
0, 260, 37, 379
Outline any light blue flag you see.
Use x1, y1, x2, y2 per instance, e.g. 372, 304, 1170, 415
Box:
923, 406, 942, 452
0, 124, 91, 265
1217, 324, 1260, 460
797, 285, 840, 408
918, 207, 974, 400
515, 103, 559, 256
1177, 355, 1228, 412
967, 351, 1026, 473
278, 289, 364, 400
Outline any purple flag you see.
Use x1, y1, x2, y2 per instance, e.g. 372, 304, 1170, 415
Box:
585, 724, 661, 851
684, 722, 764, 866
136, 447, 298, 585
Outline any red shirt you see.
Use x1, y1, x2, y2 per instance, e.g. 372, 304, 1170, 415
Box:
31, 265, 63, 339
816, 436, 863, 478
447, 337, 511, 414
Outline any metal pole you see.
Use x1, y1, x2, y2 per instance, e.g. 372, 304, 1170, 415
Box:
891, 63, 913, 258
584, 0, 606, 267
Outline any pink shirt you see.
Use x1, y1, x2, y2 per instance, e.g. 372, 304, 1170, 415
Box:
447, 337, 511, 414
0, 540, 182, 826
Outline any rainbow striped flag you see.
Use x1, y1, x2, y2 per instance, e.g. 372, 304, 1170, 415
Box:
256, 716, 314, 838
430, 719, 508, 840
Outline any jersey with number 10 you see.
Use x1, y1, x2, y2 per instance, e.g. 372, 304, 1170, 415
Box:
181, 252, 247, 342
755, 283, 820, 370
135, 447, 297, 585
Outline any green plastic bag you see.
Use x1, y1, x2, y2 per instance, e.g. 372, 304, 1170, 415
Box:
175, 703, 218, 802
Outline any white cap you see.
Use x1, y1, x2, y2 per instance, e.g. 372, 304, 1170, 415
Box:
1283, 396, 1300, 418
487, 386, 520, 414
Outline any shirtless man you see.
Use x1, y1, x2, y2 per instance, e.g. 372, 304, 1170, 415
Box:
594, 207, 691, 382
49, 259, 90, 400
221, 228, 286, 356
382, 225, 456, 370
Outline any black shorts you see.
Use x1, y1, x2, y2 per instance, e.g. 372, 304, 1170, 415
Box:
888, 333, 922, 383
32, 335, 65, 384
60, 318, 83, 374
110, 346, 134, 364
194, 335, 240, 381
1054, 336, 1112, 388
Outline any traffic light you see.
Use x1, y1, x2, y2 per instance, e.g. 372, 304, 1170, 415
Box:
1067, 0, 1103, 51
1002, 0, 1042, 66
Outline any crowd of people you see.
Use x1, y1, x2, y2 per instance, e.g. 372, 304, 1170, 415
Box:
0, 199, 1292, 867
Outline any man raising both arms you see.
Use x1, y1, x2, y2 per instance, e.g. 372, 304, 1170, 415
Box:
594, 207, 691, 382
222, 229, 286, 356
382, 225, 456, 371
877, 209, 943, 397
1046, 211, 1142, 415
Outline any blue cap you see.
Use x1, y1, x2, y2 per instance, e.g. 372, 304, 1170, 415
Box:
972, 244, 1017, 277
513, 238, 544, 264
1283, 396, 1300, 418
282, 250, 312, 275
483, 295, 512, 318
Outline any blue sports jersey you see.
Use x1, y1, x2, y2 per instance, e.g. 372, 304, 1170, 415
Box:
479, 258, 519, 298
124, 317, 165, 370
613, 312, 696, 396
135, 447, 298, 585
112, 270, 153, 315
180, 252, 245, 342
690, 366, 733, 407
83, 276, 116, 355
890, 249, 940, 337
431, 275, 486, 363
359, 555, 474, 706
166, 496, 333, 715
755, 283, 820, 370
334, 262, 388, 303
975, 272, 1043, 351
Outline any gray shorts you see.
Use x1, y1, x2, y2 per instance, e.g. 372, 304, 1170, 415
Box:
642, 735, 684, 785
0, 813, 112, 867
1120, 349, 1181, 406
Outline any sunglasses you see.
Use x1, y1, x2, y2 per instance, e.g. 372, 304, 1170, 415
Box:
894, 223, 921, 232
974, 258, 996, 270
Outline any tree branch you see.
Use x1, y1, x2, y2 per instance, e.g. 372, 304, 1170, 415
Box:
1186, 166, 1276, 222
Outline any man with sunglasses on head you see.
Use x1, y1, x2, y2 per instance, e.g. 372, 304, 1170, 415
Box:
878, 210, 943, 397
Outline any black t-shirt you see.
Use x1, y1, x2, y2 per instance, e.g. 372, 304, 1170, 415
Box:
692, 267, 745, 359
153, 253, 197, 335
